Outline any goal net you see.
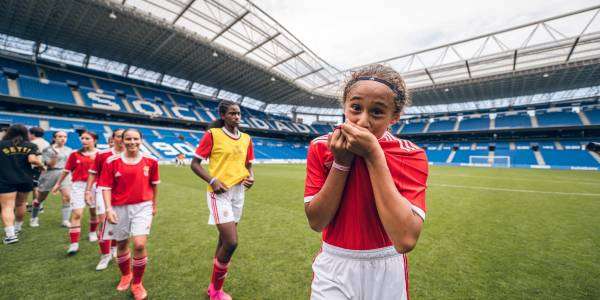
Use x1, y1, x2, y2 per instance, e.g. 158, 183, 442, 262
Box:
468, 155, 511, 168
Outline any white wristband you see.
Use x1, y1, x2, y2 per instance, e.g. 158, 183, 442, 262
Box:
332, 161, 351, 172
209, 177, 217, 185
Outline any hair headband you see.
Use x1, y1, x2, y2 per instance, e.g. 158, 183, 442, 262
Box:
347, 76, 405, 101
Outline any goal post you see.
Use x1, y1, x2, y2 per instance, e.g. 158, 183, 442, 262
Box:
468, 155, 511, 168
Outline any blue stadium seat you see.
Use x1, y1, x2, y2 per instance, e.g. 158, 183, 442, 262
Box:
0, 113, 40, 126
0, 75, 8, 95
138, 87, 168, 101
495, 113, 531, 129
536, 111, 582, 127
427, 120, 455, 132
459, 117, 489, 131
18, 77, 76, 105
44, 68, 93, 88
494, 149, 537, 166
0, 57, 38, 77
425, 150, 450, 162
96, 78, 136, 96
541, 150, 599, 167
584, 109, 600, 125
312, 124, 332, 134
452, 150, 489, 163
401, 122, 426, 134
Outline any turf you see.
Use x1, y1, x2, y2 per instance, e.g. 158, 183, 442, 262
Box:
1, 165, 599, 299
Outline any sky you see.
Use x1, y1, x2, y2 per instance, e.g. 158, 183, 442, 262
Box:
252, 0, 600, 70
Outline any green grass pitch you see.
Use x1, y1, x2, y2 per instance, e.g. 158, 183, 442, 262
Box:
1, 165, 599, 299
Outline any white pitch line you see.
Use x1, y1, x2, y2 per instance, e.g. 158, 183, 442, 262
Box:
430, 184, 600, 197
432, 173, 600, 185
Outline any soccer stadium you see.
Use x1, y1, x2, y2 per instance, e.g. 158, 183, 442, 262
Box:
0, 0, 599, 299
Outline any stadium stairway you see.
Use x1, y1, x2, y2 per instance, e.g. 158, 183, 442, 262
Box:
589, 151, 600, 164
533, 150, 546, 165
530, 114, 539, 128
446, 149, 456, 163
578, 111, 591, 125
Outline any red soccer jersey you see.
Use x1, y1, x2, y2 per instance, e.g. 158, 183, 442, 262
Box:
64, 150, 97, 182
89, 148, 119, 177
304, 131, 428, 250
97, 153, 160, 206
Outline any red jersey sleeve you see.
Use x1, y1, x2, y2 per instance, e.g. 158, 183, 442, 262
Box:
194, 131, 213, 160
303, 140, 327, 203
97, 160, 115, 189
150, 159, 160, 185
64, 152, 77, 172
245, 138, 255, 164
392, 150, 428, 220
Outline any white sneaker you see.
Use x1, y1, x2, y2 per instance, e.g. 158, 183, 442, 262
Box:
30, 217, 39, 227
61, 220, 71, 228
88, 232, 98, 242
95, 254, 112, 271
67, 243, 79, 255
111, 246, 118, 258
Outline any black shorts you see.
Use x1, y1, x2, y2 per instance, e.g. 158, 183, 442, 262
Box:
0, 182, 34, 194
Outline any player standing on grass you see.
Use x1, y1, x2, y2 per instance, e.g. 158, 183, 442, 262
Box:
87, 129, 125, 271
304, 64, 429, 300
0, 124, 44, 244
52, 131, 99, 255
98, 128, 159, 300
191, 100, 255, 300
31, 131, 73, 228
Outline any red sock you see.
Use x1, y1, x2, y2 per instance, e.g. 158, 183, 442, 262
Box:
111, 240, 117, 247
89, 220, 99, 233
69, 227, 80, 243
211, 258, 229, 291
117, 252, 131, 276
99, 240, 111, 255
132, 256, 147, 284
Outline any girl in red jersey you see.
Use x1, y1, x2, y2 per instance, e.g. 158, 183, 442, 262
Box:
86, 129, 125, 271
304, 64, 429, 300
53, 131, 99, 255
98, 128, 159, 300
191, 100, 254, 300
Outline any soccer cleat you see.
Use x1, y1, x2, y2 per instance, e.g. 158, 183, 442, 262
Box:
88, 232, 98, 242
116, 273, 133, 292
67, 243, 79, 255
131, 283, 148, 300
207, 283, 232, 300
61, 220, 71, 228
30, 217, 39, 227
96, 254, 112, 271
3, 236, 19, 245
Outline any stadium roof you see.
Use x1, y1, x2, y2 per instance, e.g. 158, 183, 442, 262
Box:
0, 0, 341, 108
347, 4, 600, 114
0, 1, 599, 116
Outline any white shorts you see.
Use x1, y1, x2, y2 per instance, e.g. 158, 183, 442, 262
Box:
94, 189, 106, 215
70, 182, 96, 210
206, 183, 245, 225
102, 201, 153, 241
311, 242, 409, 300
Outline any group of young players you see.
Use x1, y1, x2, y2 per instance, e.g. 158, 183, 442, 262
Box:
0, 64, 428, 300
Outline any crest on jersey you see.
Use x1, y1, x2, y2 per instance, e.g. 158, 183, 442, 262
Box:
143, 166, 150, 176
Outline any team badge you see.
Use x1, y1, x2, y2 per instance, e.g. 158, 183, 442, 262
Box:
143, 166, 150, 176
